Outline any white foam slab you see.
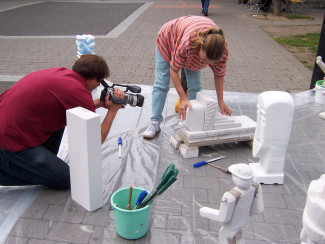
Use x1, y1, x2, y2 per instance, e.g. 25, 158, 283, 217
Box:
179, 115, 256, 140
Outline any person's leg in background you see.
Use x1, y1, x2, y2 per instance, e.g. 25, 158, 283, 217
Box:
144, 46, 171, 139
201, 0, 210, 16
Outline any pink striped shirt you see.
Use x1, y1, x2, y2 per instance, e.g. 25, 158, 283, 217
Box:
156, 16, 228, 77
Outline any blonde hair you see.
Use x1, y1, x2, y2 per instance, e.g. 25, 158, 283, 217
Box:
190, 27, 226, 61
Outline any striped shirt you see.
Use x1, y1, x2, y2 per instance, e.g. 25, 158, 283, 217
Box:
156, 15, 228, 77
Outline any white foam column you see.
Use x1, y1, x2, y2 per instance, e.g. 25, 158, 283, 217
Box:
67, 107, 103, 211
250, 91, 294, 184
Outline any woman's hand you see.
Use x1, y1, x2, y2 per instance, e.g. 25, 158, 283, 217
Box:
179, 98, 192, 120
218, 101, 232, 116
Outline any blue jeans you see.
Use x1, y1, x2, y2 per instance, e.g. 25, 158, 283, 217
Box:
151, 47, 202, 122
0, 128, 70, 189
201, 0, 210, 13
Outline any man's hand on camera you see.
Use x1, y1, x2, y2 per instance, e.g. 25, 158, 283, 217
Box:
104, 88, 124, 112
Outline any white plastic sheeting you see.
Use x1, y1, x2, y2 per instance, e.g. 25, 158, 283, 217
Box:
1, 85, 325, 243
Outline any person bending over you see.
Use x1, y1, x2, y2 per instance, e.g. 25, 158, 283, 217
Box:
0, 54, 124, 189
143, 15, 232, 139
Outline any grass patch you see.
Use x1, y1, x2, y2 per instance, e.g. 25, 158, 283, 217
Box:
282, 14, 313, 20
274, 32, 320, 70
274, 32, 320, 52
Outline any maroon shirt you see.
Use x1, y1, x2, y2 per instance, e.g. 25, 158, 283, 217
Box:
0, 67, 95, 152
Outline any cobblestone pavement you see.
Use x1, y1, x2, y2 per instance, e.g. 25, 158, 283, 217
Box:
1, 0, 325, 243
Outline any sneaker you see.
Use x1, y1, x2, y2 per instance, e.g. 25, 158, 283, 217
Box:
203, 11, 208, 16
143, 121, 161, 139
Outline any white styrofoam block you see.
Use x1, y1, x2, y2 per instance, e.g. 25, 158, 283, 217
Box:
170, 133, 183, 149
179, 144, 199, 158
300, 174, 325, 244
249, 163, 284, 184
196, 91, 218, 131
67, 107, 103, 211
213, 121, 242, 130
252, 91, 294, 183
183, 100, 205, 132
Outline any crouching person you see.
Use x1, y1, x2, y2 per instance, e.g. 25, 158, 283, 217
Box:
0, 54, 124, 189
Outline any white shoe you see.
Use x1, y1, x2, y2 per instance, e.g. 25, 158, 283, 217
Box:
143, 121, 161, 139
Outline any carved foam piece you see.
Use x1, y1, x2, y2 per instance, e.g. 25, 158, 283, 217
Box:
250, 91, 294, 185
170, 92, 256, 158
196, 91, 218, 131
76, 34, 96, 58
183, 100, 204, 132
67, 107, 103, 211
316, 56, 325, 73
200, 163, 264, 244
300, 174, 325, 244
170, 133, 182, 149
179, 143, 199, 158
178, 115, 256, 146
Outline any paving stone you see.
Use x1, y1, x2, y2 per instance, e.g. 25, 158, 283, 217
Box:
183, 175, 219, 190
170, 187, 208, 203
151, 213, 168, 229
283, 194, 307, 210
167, 216, 193, 231
152, 199, 182, 216
43, 204, 86, 224
47, 222, 93, 243
4, 236, 28, 244
146, 229, 182, 244
10, 218, 51, 239
252, 222, 300, 243
33, 189, 70, 205
262, 193, 287, 208
82, 206, 109, 226
27, 239, 71, 244
22, 203, 48, 219
89, 226, 105, 244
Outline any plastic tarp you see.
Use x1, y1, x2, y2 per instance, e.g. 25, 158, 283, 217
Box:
1, 84, 325, 243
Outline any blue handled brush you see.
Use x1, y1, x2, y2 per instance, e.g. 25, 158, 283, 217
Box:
193, 156, 230, 174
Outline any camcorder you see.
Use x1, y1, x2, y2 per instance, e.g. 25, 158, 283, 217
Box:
100, 80, 144, 107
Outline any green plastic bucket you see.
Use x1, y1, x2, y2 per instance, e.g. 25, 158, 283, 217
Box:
110, 187, 152, 239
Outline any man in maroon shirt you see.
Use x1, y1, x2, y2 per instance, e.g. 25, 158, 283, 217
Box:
0, 54, 124, 189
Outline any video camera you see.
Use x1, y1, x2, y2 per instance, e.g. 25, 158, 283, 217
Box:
100, 80, 144, 107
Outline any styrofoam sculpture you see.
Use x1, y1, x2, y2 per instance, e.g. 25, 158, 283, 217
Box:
171, 91, 256, 158
200, 163, 264, 244
315, 56, 325, 120
300, 174, 325, 244
316, 56, 325, 73
76, 34, 95, 58
249, 91, 294, 184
